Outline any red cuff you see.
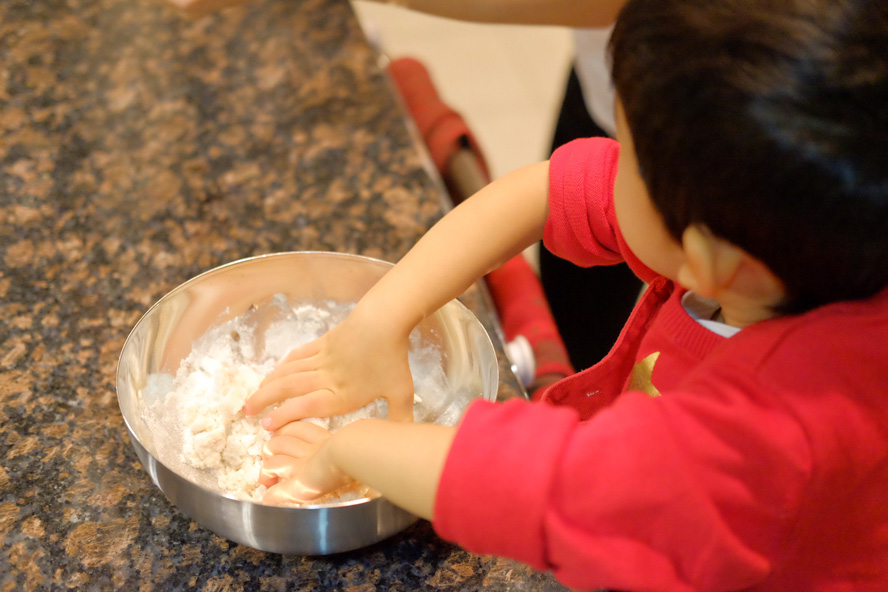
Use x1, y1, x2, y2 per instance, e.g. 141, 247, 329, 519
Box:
544, 138, 657, 283
544, 138, 622, 267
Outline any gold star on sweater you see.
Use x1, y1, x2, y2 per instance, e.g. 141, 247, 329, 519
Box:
627, 352, 661, 397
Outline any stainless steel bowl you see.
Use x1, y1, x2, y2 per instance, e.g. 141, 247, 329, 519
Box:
116, 252, 498, 554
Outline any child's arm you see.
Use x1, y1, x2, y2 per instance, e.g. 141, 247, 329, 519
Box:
363, 1, 623, 27
244, 161, 550, 425
260, 419, 453, 519
166, 0, 623, 28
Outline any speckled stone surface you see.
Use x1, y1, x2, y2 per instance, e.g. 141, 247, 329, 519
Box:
0, 0, 571, 590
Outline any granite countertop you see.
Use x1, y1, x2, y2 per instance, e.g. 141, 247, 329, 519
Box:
0, 0, 568, 590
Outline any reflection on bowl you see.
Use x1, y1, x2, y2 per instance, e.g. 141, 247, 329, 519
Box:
116, 252, 498, 554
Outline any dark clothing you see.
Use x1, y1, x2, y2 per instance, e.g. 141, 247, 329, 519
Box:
541, 67, 643, 370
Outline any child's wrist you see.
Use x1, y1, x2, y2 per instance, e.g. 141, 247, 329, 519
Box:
351, 295, 421, 339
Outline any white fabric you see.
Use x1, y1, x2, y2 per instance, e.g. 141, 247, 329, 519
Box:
681, 291, 742, 338
573, 26, 617, 137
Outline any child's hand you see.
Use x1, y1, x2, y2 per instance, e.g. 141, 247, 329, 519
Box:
260, 421, 351, 504
243, 308, 416, 428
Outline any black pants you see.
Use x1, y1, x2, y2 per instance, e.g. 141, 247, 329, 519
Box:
540, 67, 643, 371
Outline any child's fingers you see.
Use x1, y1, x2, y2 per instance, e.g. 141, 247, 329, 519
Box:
262, 435, 319, 460
258, 471, 278, 488
243, 371, 324, 416
274, 420, 332, 442
259, 342, 321, 386
262, 479, 322, 506
258, 454, 302, 487
262, 390, 345, 431
259, 357, 317, 387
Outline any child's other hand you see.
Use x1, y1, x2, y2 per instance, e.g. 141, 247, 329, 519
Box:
243, 309, 415, 428
259, 421, 349, 505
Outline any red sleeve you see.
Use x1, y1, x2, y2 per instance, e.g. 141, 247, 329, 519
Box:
433, 399, 580, 568
544, 137, 658, 284
433, 392, 811, 592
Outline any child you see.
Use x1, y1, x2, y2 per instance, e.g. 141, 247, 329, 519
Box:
245, 0, 888, 589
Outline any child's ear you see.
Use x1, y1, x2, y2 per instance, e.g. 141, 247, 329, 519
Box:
676, 225, 745, 298
677, 225, 784, 303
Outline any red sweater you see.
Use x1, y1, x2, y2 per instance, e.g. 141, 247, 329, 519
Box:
433, 138, 888, 591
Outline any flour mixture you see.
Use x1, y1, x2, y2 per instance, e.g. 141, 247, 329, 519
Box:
141, 294, 457, 504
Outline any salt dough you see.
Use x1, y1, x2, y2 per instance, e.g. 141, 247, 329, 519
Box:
141, 296, 456, 505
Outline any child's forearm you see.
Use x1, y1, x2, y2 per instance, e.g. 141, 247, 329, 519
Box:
170, 0, 625, 26
326, 419, 457, 519
247, 162, 548, 425
365, 0, 624, 27
355, 160, 550, 337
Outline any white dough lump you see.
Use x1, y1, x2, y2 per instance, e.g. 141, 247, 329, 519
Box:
140, 295, 467, 504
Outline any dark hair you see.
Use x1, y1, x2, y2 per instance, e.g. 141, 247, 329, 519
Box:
610, 0, 888, 313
